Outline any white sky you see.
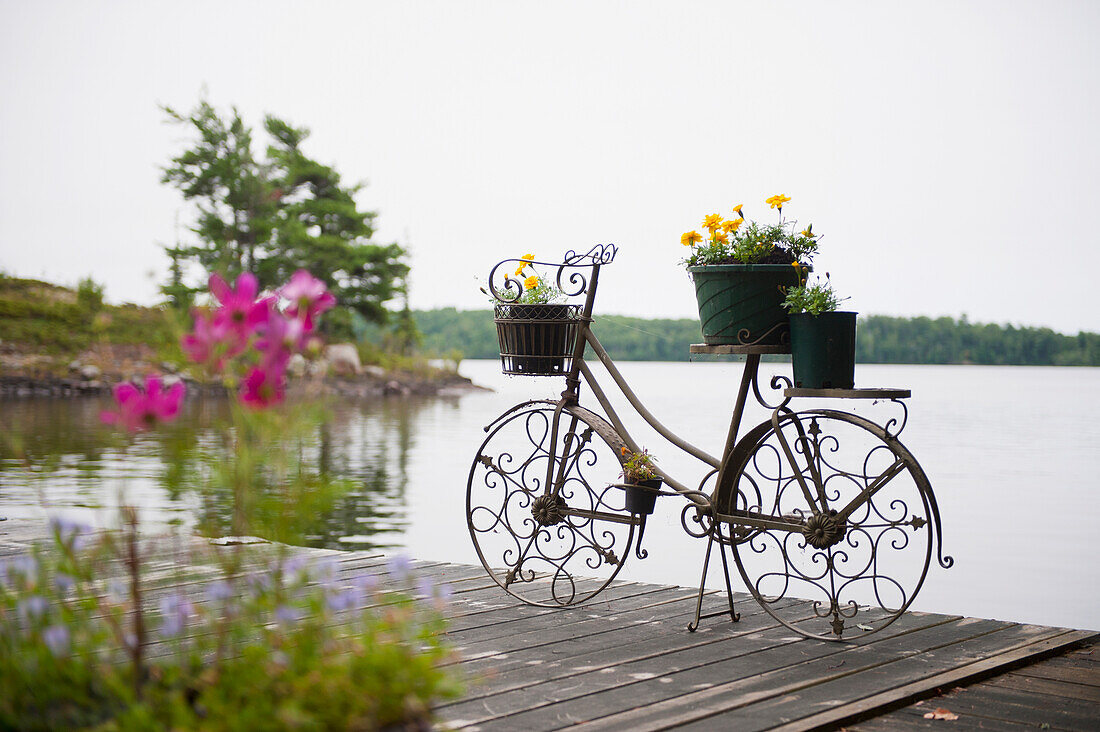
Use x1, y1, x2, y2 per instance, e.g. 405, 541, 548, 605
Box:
2, 0, 1098, 333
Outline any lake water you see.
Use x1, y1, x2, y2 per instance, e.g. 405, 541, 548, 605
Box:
2, 360, 1098, 632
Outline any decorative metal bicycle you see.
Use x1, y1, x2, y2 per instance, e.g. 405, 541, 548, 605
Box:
467, 246, 953, 640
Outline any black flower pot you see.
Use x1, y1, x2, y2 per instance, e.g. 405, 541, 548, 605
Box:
789, 311, 857, 389
494, 303, 580, 376
624, 478, 663, 515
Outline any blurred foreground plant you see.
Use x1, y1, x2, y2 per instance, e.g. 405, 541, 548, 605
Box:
0, 270, 462, 730
0, 520, 459, 730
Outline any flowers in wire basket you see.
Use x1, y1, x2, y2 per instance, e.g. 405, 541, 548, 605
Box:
620, 447, 659, 483
511, 253, 564, 304
680, 195, 820, 268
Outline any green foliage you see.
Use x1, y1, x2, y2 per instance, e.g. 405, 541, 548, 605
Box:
0, 276, 180, 361
411, 307, 1100, 367
0, 522, 462, 730
857, 316, 1100, 366
75, 277, 104, 314
161, 99, 409, 327
621, 448, 658, 482
782, 274, 847, 315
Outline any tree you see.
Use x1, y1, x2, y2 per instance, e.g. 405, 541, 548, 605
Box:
160, 100, 408, 331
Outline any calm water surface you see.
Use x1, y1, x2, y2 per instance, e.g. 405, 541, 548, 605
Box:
2, 360, 1097, 631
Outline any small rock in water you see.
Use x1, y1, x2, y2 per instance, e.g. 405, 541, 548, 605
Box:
79, 365, 101, 381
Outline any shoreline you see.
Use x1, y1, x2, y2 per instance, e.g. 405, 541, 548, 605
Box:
0, 370, 489, 400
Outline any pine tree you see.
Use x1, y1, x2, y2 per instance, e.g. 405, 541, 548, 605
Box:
160, 100, 408, 328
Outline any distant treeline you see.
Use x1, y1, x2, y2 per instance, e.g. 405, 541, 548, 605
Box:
414, 308, 1100, 366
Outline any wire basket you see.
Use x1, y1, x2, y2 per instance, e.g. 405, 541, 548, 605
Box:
494, 303, 580, 376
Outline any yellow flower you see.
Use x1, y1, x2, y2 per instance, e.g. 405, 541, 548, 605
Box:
731, 204, 743, 217
721, 218, 743, 234
766, 194, 791, 210
681, 230, 703, 246
712, 230, 729, 244
524, 275, 540, 290
800, 224, 814, 238
514, 253, 535, 277
702, 213, 723, 232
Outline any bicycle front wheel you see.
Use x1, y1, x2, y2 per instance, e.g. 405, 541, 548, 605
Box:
467, 401, 636, 607
716, 409, 945, 640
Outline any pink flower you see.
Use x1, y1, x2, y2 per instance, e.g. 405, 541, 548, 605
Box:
254, 309, 306, 368
209, 272, 269, 354
100, 375, 186, 432
240, 365, 286, 409
281, 270, 335, 329
180, 308, 229, 371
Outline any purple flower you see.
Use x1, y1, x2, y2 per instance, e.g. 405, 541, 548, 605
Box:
49, 517, 93, 550
18, 595, 49, 622
205, 580, 233, 603
387, 554, 412, 581
326, 586, 363, 613
7, 555, 37, 582
42, 624, 70, 656
54, 573, 75, 595
158, 593, 194, 638
311, 556, 340, 586
352, 573, 379, 594
274, 604, 302, 626
246, 572, 273, 597
279, 556, 307, 578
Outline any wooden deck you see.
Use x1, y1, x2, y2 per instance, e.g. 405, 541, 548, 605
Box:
2, 518, 1097, 730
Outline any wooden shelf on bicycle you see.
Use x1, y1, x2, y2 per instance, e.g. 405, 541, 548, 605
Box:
784, 387, 912, 399
689, 343, 791, 355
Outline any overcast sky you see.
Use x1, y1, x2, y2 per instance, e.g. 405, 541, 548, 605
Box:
2, 0, 1098, 334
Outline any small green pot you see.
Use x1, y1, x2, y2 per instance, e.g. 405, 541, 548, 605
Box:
789, 311, 857, 389
689, 264, 802, 346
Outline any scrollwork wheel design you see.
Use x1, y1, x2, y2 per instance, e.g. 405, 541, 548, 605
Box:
467, 401, 636, 606
715, 409, 949, 640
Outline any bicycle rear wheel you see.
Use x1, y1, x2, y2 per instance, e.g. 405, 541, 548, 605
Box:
467, 401, 636, 606
715, 409, 949, 640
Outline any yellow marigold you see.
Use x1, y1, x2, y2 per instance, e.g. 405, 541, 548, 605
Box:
766, 194, 791, 209
702, 213, 723, 232
524, 275, 540, 290
514, 254, 535, 276
731, 204, 744, 217
681, 230, 703, 246
800, 224, 814, 238
721, 218, 743, 234
712, 230, 729, 244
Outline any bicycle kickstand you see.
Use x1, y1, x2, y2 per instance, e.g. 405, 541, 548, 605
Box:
688, 529, 740, 632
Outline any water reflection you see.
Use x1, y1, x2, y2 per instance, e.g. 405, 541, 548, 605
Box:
0, 395, 431, 552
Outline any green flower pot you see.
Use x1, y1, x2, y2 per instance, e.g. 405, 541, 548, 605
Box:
789, 311, 857, 389
689, 264, 802, 346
